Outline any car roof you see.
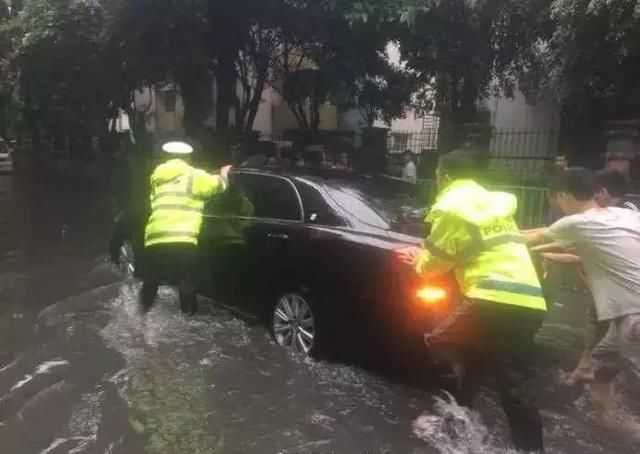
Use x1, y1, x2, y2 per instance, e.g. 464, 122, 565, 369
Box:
231, 165, 369, 187
232, 165, 425, 212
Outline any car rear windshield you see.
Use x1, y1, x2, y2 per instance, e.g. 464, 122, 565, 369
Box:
323, 181, 424, 230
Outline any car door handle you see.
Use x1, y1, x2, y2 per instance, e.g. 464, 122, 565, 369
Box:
267, 233, 289, 240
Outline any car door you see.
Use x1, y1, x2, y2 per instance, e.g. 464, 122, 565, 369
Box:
231, 173, 305, 312
198, 173, 256, 302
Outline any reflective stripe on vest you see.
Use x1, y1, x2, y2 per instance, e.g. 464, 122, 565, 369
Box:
476, 279, 544, 298
145, 170, 203, 246
150, 204, 202, 213
146, 230, 201, 242
425, 232, 527, 264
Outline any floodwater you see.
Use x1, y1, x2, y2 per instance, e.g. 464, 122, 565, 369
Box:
1, 172, 639, 454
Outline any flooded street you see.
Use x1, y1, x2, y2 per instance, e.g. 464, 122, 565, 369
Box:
1, 172, 639, 454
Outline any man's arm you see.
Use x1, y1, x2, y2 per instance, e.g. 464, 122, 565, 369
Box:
521, 227, 553, 245
541, 251, 582, 264
397, 212, 468, 276
195, 165, 232, 199
530, 242, 568, 253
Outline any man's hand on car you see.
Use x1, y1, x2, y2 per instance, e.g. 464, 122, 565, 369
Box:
395, 246, 422, 267
220, 165, 232, 186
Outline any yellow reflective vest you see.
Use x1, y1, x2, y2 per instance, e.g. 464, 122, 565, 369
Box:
417, 179, 546, 311
144, 158, 226, 247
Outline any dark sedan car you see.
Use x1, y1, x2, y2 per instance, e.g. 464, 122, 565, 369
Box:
110, 167, 458, 357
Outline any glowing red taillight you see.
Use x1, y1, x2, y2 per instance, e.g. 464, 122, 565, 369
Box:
391, 246, 451, 306
416, 286, 448, 305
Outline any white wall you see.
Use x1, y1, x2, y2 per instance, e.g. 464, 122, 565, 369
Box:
251, 87, 279, 133
483, 90, 561, 172
374, 109, 424, 131
484, 90, 560, 130
338, 108, 426, 133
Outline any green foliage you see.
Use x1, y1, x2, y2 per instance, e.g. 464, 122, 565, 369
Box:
537, 0, 640, 118
395, 0, 549, 122
15, 0, 118, 142
267, 0, 415, 129
0, 0, 637, 150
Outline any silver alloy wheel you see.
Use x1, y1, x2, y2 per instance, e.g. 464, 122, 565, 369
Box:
118, 240, 136, 277
272, 293, 315, 354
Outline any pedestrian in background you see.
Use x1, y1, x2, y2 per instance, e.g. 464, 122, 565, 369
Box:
595, 169, 638, 211
333, 152, 353, 172
525, 168, 640, 424
401, 149, 417, 183
141, 140, 230, 315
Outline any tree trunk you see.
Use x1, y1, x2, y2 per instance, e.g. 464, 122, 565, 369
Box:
180, 71, 214, 138
288, 98, 309, 130
215, 55, 236, 132
244, 69, 268, 131
310, 97, 321, 130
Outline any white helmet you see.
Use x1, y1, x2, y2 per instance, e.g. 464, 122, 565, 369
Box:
162, 141, 193, 155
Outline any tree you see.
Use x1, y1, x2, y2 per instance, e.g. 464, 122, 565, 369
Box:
233, 2, 286, 131
349, 69, 416, 126
103, 0, 214, 137
397, 0, 541, 123
267, 0, 414, 130
0, 1, 21, 137
537, 0, 640, 119
14, 0, 120, 149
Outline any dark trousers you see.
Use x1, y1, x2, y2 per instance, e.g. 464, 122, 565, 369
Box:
140, 243, 198, 314
427, 300, 545, 452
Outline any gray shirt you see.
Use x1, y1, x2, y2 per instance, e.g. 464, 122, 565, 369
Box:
548, 207, 640, 321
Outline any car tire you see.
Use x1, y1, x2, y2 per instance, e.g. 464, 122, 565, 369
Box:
270, 291, 328, 357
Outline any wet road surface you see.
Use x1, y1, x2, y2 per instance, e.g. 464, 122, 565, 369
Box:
1, 172, 640, 454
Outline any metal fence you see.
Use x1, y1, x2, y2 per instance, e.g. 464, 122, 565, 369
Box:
421, 179, 548, 228
489, 128, 559, 174
387, 127, 559, 173
258, 132, 293, 149
257, 127, 559, 176
387, 129, 439, 154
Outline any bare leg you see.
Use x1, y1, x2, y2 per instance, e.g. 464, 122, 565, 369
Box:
564, 311, 607, 385
590, 382, 616, 425
589, 321, 623, 425
564, 348, 595, 385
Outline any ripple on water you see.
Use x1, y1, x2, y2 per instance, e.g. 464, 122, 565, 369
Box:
11, 359, 69, 391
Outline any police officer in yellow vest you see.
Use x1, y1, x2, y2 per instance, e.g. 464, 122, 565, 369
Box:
398, 148, 546, 453
142, 140, 230, 315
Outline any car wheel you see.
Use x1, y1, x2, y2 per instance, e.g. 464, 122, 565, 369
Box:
118, 239, 136, 278
271, 292, 318, 356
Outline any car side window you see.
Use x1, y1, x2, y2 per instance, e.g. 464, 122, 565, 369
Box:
203, 175, 253, 217
295, 181, 345, 226
235, 174, 302, 221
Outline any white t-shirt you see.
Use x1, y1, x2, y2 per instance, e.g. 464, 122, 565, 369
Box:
548, 207, 640, 321
402, 161, 417, 183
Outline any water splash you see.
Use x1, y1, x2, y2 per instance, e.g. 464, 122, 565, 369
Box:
412, 393, 518, 454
